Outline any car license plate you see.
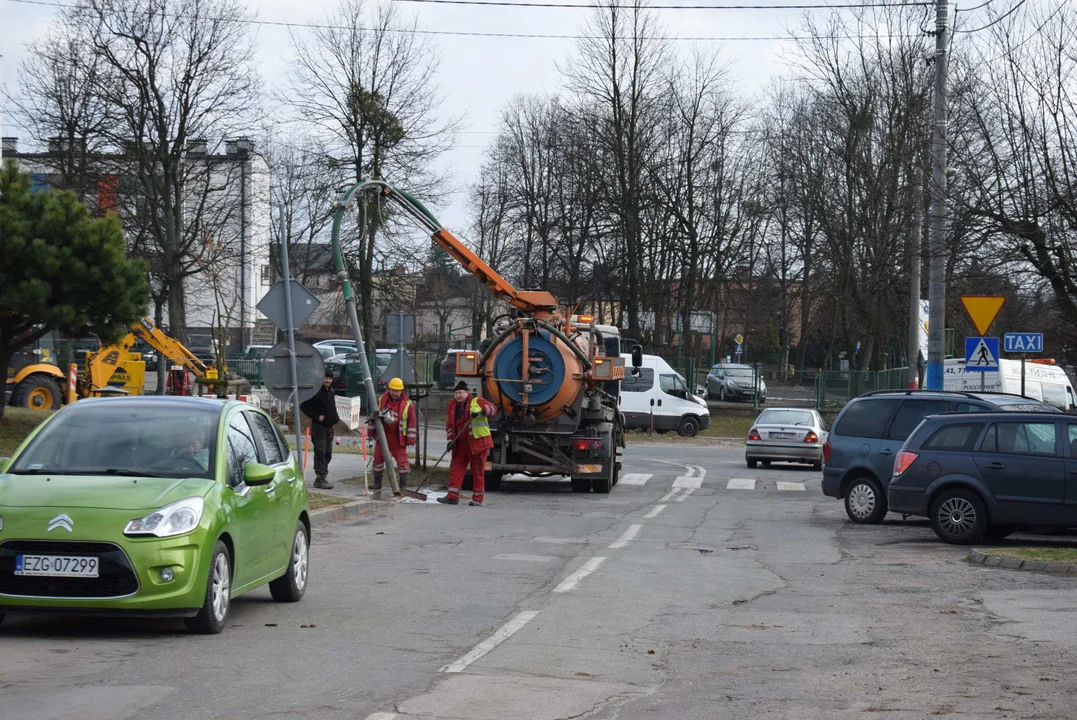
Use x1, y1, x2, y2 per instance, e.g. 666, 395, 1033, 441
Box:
15, 554, 99, 578
770, 432, 796, 440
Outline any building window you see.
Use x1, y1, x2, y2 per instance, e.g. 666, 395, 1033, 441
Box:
261, 265, 272, 286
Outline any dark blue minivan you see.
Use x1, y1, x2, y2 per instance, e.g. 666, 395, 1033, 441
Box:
821, 390, 1058, 524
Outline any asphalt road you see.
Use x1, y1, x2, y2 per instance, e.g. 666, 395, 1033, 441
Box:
4, 443, 1077, 719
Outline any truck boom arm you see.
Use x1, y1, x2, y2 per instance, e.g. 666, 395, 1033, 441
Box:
368, 183, 560, 314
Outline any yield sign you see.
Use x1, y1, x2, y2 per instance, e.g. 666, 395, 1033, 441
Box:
961, 296, 1006, 336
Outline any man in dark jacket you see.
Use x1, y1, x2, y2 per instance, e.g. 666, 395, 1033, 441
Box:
300, 372, 340, 489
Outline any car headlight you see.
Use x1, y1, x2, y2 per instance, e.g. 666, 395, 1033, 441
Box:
124, 497, 205, 538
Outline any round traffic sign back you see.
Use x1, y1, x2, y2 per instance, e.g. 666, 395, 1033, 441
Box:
261, 340, 325, 403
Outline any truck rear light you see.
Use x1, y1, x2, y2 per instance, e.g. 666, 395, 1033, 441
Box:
574, 439, 601, 452
894, 450, 919, 476
748, 428, 761, 441
823, 440, 832, 461
803, 431, 819, 443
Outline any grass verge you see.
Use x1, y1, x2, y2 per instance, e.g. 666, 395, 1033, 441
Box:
0, 408, 51, 457
307, 492, 348, 510
626, 414, 754, 443
982, 547, 1077, 564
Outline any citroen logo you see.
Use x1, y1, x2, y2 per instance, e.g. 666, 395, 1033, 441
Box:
47, 514, 74, 532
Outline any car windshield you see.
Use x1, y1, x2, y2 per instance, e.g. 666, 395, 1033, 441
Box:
9, 402, 219, 479
756, 409, 813, 426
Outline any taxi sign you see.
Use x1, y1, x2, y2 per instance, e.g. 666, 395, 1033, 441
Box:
960, 296, 1006, 336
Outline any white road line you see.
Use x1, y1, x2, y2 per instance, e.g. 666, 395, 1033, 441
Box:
608, 524, 643, 549
681, 464, 696, 477
533, 537, 587, 545
619, 473, 652, 486
492, 553, 555, 562
727, 478, 757, 490
553, 557, 607, 593
643, 504, 667, 518
776, 481, 806, 491
658, 487, 682, 503
365, 714, 398, 720
690, 464, 707, 478
673, 476, 703, 489
440, 610, 540, 673
675, 488, 695, 502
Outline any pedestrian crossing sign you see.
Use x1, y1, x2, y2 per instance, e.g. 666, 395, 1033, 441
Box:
964, 336, 1000, 372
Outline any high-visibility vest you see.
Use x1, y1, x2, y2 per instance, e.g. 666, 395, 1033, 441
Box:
469, 398, 491, 439
383, 394, 415, 444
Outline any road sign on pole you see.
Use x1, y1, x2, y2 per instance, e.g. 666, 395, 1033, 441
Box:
734, 333, 744, 345
964, 337, 1000, 372
1004, 333, 1043, 353
960, 296, 1006, 336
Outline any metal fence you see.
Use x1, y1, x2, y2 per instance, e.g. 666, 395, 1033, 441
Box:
814, 368, 911, 409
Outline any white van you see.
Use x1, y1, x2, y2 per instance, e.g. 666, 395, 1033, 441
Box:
619, 353, 710, 436
943, 358, 1077, 411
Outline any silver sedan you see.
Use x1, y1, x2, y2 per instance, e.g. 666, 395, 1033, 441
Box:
745, 408, 828, 470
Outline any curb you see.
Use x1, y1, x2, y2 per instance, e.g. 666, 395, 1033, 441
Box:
966, 549, 1077, 576
310, 499, 391, 527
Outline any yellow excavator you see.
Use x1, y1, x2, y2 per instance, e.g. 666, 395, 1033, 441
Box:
6, 318, 221, 411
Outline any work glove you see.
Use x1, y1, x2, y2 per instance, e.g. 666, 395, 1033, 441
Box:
446, 438, 454, 451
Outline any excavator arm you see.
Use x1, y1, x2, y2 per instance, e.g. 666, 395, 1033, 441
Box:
128, 318, 209, 377
83, 318, 208, 394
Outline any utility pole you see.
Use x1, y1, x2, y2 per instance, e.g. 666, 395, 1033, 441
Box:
907, 154, 924, 389
925, 0, 951, 389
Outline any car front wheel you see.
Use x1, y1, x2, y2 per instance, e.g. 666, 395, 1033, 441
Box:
930, 489, 988, 544
270, 521, 310, 602
678, 416, 700, 437
844, 476, 887, 524
186, 540, 232, 634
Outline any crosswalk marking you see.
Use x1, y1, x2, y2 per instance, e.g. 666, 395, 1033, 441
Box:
673, 476, 703, 489
619, 473, 652, 486
776, 481, 806, 491
727, 478, 757, 490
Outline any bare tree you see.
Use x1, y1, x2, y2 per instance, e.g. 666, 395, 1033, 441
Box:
66, 0, 260, 350
11, 24, 111, 198
284, 0, 457, 341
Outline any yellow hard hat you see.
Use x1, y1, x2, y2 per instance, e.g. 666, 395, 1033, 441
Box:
388, 377, 405, 391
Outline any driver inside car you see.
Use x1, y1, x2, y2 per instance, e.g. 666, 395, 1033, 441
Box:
172, 425, 209, 470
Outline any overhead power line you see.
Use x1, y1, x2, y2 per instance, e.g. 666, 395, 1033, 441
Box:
954, 0, 1028, 32
3, 0, 925, 40
394, 0, 932, 8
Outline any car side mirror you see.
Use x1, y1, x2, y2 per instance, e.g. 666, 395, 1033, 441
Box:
631, 345, 643, 368
244, 463, 275, 486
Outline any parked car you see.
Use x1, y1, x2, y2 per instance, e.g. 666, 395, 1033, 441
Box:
324, 350, 395, 396
746, 408, 828, 470
0, 396, 310, 633
313, 339, 358, 358
821, 390, 1059, 525
243, 345, 272, 359
889, 411, 1076, 544
438, 349, 468, 391
620, 353, 710, 437
706, 363, 767, 403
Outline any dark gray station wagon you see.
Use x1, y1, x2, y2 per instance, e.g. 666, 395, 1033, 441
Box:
821, 390, 1058, 524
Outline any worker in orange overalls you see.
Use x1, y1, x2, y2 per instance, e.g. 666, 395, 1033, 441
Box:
368, 377, 418, 491
438, 381, 498, 507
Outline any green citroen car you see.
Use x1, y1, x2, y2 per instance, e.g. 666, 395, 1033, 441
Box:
0, 397, 311, 633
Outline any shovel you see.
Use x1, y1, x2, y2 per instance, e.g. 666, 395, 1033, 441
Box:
401, 416, 474, 501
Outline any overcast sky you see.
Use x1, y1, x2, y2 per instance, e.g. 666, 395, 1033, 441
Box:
0, 0, 908, 232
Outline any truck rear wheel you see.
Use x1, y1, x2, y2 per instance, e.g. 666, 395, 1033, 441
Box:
11, 375, 63, 410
